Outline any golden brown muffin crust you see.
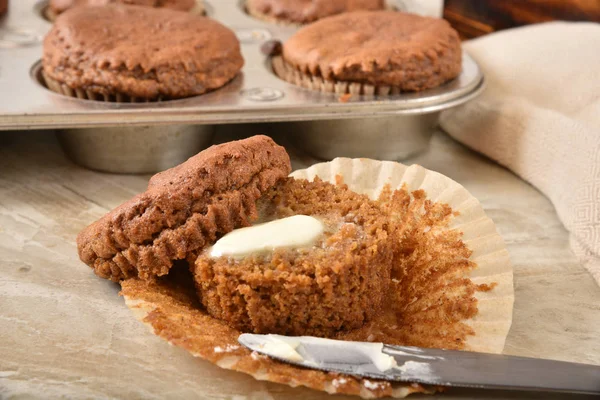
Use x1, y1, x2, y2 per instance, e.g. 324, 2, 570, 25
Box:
281, 10, 462, 91
192, 177, 395, 337
43, 5, 243, 99
77, 135, 291, 282
246, 0, 384, 24
49, 0, 196, 15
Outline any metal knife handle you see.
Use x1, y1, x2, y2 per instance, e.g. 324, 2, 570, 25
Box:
383, 345, 600, 395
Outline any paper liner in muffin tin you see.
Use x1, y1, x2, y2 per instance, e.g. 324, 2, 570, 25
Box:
291, 158, 514, 354
272, 56, 405, 95
42, 70, 164, 103
120, 158, 514, 398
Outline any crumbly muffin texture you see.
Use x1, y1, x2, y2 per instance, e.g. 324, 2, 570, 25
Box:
192, 177, 394, 337
77, 136, 290, 282
281, 10, 462, 91
246, 0, 385, 24
43, 5, 243, 100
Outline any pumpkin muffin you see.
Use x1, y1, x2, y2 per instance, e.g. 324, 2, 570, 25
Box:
192, 177, 395, 337
246, 0, 385, 24
47, 0, 200, 21
76, 136, 291, 282
42, 5, 243, 102
272, 10, 462, 94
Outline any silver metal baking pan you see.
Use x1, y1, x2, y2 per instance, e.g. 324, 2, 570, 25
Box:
0, 0, 484, 171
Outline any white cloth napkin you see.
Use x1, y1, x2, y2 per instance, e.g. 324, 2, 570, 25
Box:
440, 22, 600, 286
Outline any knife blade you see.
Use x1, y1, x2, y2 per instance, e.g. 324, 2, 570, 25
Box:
238, 334, 600, 395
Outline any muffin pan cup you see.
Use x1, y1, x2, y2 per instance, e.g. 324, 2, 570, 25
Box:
57, 125, 215, 174
0, 0, 484, 172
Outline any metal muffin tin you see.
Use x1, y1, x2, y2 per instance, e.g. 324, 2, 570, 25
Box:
0, 0, 484, 172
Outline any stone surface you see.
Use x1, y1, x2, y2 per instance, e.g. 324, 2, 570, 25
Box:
0, 129, 598, 399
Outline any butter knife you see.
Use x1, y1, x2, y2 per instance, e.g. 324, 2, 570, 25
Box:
238, 334, 600, 395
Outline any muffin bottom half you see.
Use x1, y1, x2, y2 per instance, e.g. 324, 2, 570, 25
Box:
191, 177, 395, 337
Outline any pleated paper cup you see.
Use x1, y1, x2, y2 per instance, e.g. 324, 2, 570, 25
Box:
272, 56, 404, 95
41, 71, 161, 103
121, 158, 514, 398
291, 158, 514, 354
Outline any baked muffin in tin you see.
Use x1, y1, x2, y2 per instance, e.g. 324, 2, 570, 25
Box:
192, 177, 395, 337
272, 10, 462, 94
42, 5, 243, 102
246, 0, 385, 25
47, 0, 201, 21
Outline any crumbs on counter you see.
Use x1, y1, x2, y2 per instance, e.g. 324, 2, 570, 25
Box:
338, 93, 352, 103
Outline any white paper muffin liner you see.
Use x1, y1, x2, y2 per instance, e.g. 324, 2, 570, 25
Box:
121, 158, 514, 398
291, 158, 514, 354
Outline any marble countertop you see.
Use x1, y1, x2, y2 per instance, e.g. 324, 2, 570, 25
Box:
1, 129, 598, 400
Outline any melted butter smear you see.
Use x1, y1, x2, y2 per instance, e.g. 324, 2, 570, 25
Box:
210, 215, 324, 259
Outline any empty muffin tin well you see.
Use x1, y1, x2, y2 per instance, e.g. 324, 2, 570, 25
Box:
2, 0, 484, 171
58, 125, 215, 174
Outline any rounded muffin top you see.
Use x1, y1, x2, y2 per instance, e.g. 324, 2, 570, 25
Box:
247, 0, 385, 24
43, 5, 244, 99
49, 0, 197, 15
282, 10, 462, 90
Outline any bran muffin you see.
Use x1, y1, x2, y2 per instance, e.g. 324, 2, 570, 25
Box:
273, 10, 462, 94
246, 0, 385, 25
47, 0, 199, 21
76, 136, 291, 282
192, 177, 395, 337
42, 5, 243, 102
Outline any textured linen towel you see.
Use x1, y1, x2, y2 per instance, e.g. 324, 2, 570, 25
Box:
440, 22, 600, 285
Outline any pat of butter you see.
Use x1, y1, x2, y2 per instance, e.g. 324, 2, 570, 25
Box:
259, 337, 304, 363
210, 215, 324, 259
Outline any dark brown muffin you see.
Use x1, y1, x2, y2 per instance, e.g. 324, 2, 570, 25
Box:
42, 5, 243, 102
192, 177, 394, 337
274, 10, 462, 94
76, 135, 291, 282
47, 0, 199, 21
246, 0, 384, 24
